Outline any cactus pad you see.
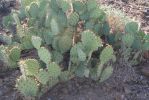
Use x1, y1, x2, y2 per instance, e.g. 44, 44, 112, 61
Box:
16, 77, 38, 97
48, 62, 61, 77
37, 47, 51, 65
100, 45, 114, 64
58, 35, 72, 53
68, 12, 79, 26
122, 33, 134, 47
100, 66, 113, 82
31, 36, 42, 49
81, 30, 102, 55
36, 70, 50, 85
19, 59, 40, 76
9, 46, 21, 62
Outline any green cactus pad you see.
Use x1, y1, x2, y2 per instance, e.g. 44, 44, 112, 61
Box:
122, 33, 135, 47
75, 64, 90, 78
100, 45, 114, 64
50, 18, 60, 35
100, 66, 113, 82
59, 71, 72, 82
48, 62, 61, 77
51, 51, 63, 63
73, 1, 86, 15
68, 12, 79, 26
143, 42, 149, 51
19, 59, 40, 76
45, 13, 52, 28
52, 37, 60, 50
70, 44, 79, 64
21, 36, 34, 50
36, 70, 50, 85
9, 46, 21, 62
86, 0, 97, 11
81, 30, 102, 55
90, 7, 106, 21
58, 0, 70, 12
31, 36, 42, 49
28, 2, 39, 18
70, 42, 84, 63
47, 77, 59, 89
0, 34, 12, 45
37, 47, 51, 65
125, 22, 139, 34
77, 47, 86, 61
16, 77, 38, 97
58, 35, 72, 53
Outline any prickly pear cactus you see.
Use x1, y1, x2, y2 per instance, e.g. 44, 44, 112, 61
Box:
19, 59, 40, 76
68, 12, 79, 26
37, 47, 51, 65
36, 70, 50, 85
16, 77, 39, 97
125, 22, 139, 34
100, 45, 114, 64
58, 35, 72, 53
122, 33, 134, 47
48, 62, 61, 77
9, 46, 21, 62
99, 66, 113, 82
81, 30, 102, 55
31, 36, 42, 49
0, 34, 12, 45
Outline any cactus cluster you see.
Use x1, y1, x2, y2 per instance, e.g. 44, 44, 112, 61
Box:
1, 0, 148, 99
17, 58, 62, 98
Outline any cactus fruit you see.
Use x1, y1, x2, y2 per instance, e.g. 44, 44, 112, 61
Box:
37, 47, 51, 65
19, 59, 40, 76
16, 77, 38, 97
68, 12, 79, 26
48, 62, 61, 77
